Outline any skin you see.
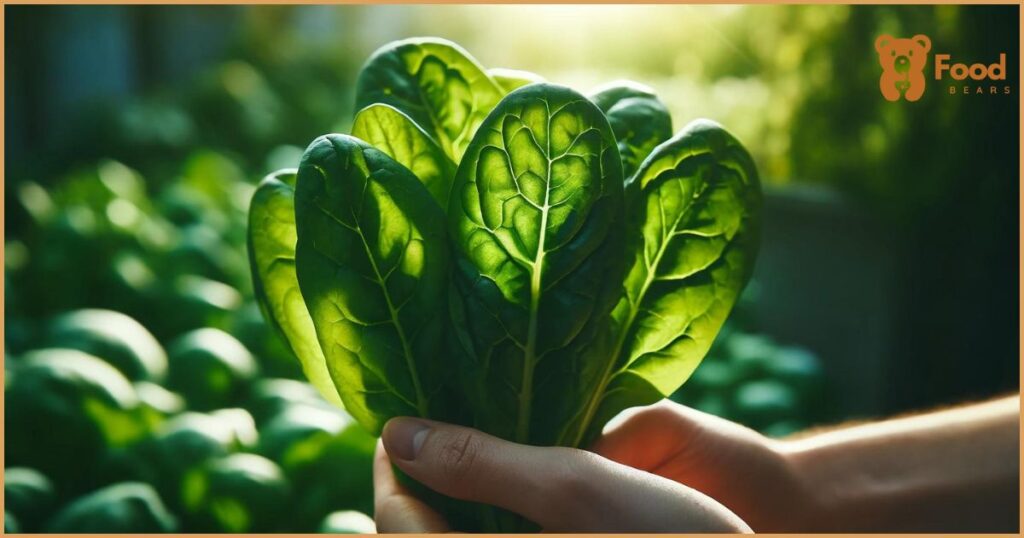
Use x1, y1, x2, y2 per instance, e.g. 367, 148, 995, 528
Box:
375, 395, 1019, 533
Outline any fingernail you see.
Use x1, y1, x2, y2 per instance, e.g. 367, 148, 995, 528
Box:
383, 417, 431, 461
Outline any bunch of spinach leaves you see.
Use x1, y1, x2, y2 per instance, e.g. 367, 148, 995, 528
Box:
248, 37, 761, 530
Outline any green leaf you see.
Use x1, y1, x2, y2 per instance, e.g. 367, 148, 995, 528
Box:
46, 482, 178, 533
589, 81, 673, 179
567, 119, 762, 446
247, 170, 342, 407
45, 309, 168, 383
351, 104, 457, 210
180, 454, 289, 533
488, 68, 546, 93
356, 37, 504, 162
166, 329, 258, 411
448, 83, 626, 445
294, 134, 450, 434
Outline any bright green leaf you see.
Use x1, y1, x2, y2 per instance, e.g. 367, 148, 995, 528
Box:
449, 83, 626, 445
355, 37, 504, 162
247, 170, 342, 407
352, 104, 457, 209
294, 134, 450, 434
567, 119, 762, 446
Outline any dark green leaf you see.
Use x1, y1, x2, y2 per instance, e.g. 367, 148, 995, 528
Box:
46, 482, 177, 533
166, 329, 258, 411
6, 349, 147, 496
566, 119, 761, 446
4, 468, 56, 532
589, 81, 673, 179
356, 38, 504, 162
45, 309, 167, 382
180, 454, 289, 533
352, 104, 457, 209
448, 83, 626, 445
247, 170, 342, 407
294, 134, 449, 434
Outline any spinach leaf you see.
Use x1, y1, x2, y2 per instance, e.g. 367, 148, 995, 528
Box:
355, 38, 504, 162
590, 81, 673, 179
352, 104, 457, 209
565, 119, 762, 446
448, 83, 626, 445
488, 68, 546, 93
247, 169, 341, 407
293, 134, 450, 434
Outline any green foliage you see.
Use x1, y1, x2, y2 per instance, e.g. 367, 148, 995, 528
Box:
450, 83, 627, 445
45, 309, 168, 382
179, 454, 290, 532
133, 410, 255, 509
4, 468, 57, 532
166, 328, 259, 411
5, 148, 378, 532
134, 381, 187, 425
248, 37, 762, 530
247, 170, 341, 407
46, 482, 178, 533
258, 405, 376, 527
355, 38, 505, 161
351, 104, 457, 209
4, 72, 379, 531
293, 134, 452, 433
5, 349, 150, 497
244, 377, 334, 425
5, 511, 19, 534
588, 81, 673, 179
571, 119, 762, 445
8, 7, 1010, 532
319, 510, 377, 533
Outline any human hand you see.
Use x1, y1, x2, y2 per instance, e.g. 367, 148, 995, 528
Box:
592, 401, 811, 532
373, 416, 752, 533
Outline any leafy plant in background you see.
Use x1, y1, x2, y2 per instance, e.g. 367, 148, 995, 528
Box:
249, 37, 762, 530
5, 150, 379, 531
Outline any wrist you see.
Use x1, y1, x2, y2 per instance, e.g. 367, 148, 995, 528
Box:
770, 439, 832, 532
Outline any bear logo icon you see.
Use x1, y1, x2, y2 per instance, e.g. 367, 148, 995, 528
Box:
875, 34, 931, 102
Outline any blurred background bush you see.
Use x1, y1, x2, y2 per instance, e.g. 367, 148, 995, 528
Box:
5, 5, 1019, 532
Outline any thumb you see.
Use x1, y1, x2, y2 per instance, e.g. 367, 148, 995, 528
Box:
381, 417, 595, 529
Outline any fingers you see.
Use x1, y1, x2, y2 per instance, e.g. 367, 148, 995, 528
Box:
381, 417, 602, 529
373, 440, 451, 533
379, 416, 753, 533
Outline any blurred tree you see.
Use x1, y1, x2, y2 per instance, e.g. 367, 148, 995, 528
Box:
784, 6, 1019, 409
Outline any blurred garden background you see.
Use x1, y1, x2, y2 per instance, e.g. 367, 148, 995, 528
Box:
5, 4, 1019, 533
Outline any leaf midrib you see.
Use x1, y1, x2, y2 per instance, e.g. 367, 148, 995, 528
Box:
515, 102, 554, 444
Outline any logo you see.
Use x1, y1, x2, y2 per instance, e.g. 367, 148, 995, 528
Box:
875, 33, 1012, 100
875, 34, 931, 102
